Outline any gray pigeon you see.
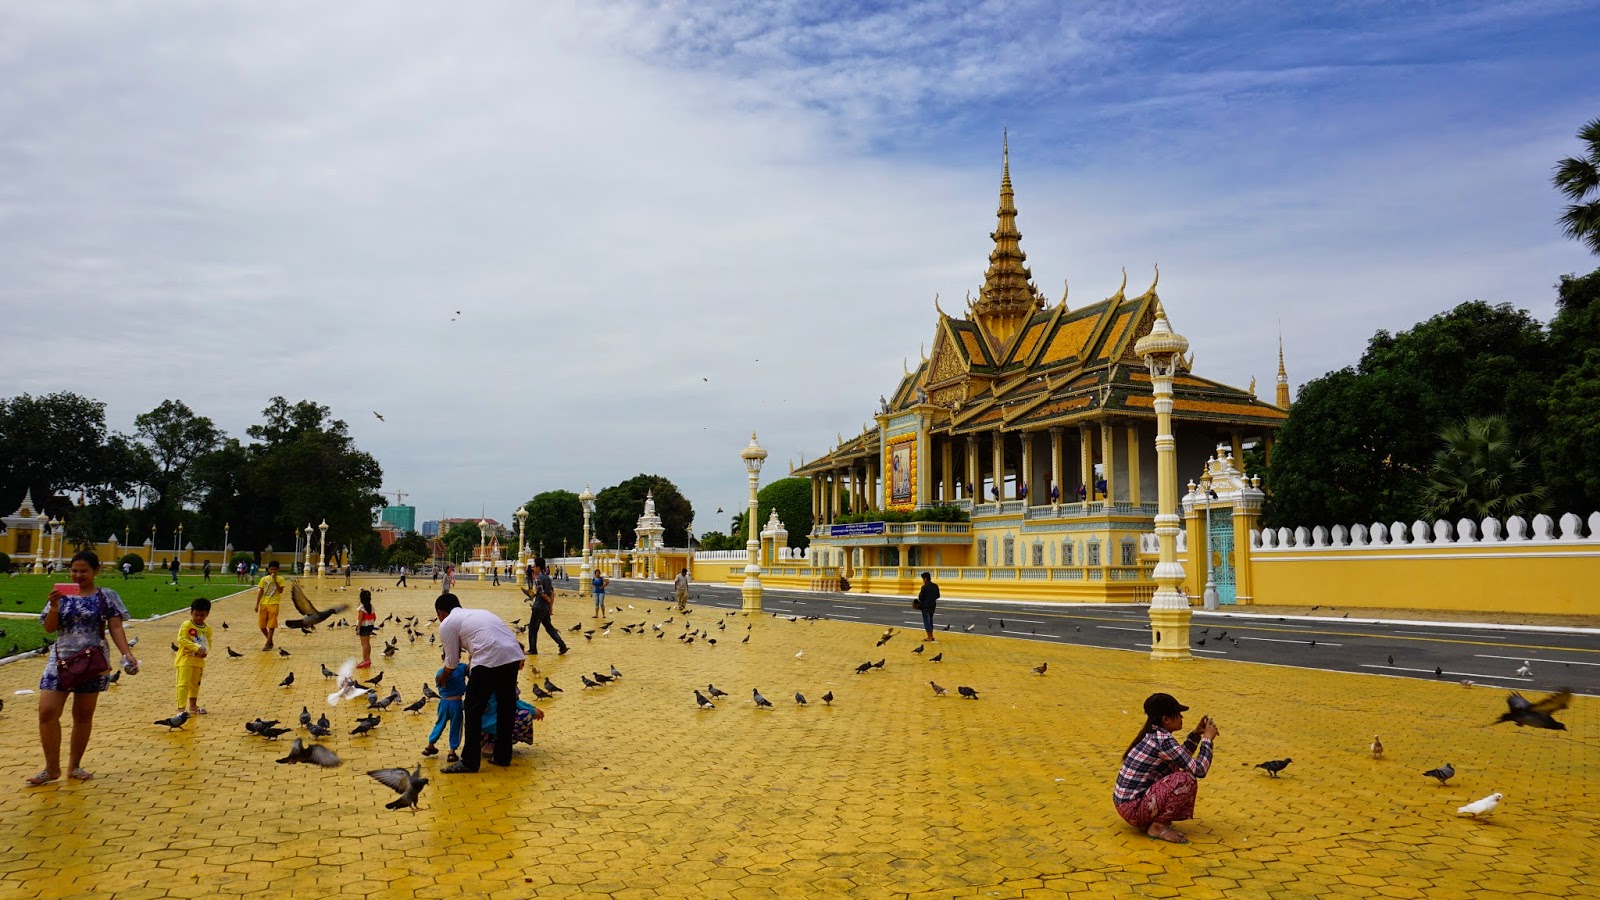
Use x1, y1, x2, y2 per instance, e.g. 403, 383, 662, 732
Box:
1423, 763, 1455, 785
298, 706, 312, 728
706, 684, 728, 698
402, 697, 427, 713
1495, 689, 1572, 730
957, 686, 979, 700
276, 738, 341, 767
154, 710, 190, 730
421, 683, 439, 700
244, 718, 280, 734
256, 726, 292, 740
752, 689, 773, 708
307, 721, 332, 738
543, 678, 562, 694
321, 663, 336, 678
694, 690, 715, 709
1255, 758, 1292, 777
794, 692, 807, 705
279, 672, 295, 688
929, 681, 949, 697
350, 719, 379, 736
368, 764, 429, 811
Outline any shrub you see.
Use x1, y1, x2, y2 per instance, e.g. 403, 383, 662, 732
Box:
118, 553, 146, 575
0, 551, 10, 573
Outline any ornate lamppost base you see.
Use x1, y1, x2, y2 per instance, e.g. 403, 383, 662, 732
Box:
1147, 603, 1194, 661
740, 581, 763, 614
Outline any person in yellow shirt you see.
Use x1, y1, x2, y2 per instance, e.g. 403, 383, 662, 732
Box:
174, 598, 213, 716
255, 560, 286, 651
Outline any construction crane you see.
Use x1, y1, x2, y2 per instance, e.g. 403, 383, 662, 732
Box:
378, 490, 409, 505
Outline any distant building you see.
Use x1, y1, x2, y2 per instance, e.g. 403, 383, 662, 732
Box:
380, 505, 416, 533
420, 520, 440, 537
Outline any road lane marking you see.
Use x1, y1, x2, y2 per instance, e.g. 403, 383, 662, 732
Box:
1359, 664, 1531, 681
1242, 637, 1344, 646
1399, 630, 1508, 639
1476, 654, 1600, 667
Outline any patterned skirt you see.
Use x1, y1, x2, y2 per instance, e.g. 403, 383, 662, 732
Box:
1115, 771, 1198, 828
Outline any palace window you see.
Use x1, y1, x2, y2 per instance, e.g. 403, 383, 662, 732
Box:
1003, 537, 1015, 567
1121, 539, 1137, 567
1031, 543, 1044, 566
1087, 540, 1101, 567
1062, 541, 1074, 566
978, 539, 988, 566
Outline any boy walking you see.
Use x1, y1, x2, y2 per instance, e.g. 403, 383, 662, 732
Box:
174, 598, 213, 716
423, 652, 468, 763
255, 560, 285, 651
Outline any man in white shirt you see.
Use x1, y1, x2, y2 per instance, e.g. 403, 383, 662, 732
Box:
435, 593, 527, 773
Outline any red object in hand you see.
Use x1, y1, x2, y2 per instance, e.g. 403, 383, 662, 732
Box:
53, 583, 80, 597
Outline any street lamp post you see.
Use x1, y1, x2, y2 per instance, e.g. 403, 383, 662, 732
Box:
318, 519, 329, 579
223, 522, 230, 569
740, 432, 767, 614
1133, 300, 1193, 661
1201, 475, 1218, 611
149, 524, 156, 567
477, 519, 489, 582
176, 524, 184, 573
303, 524, 313, 576
515, 507, 529, 586
579, 485, 595, 597
32, 513, 47, 573
49, 518, 62, 570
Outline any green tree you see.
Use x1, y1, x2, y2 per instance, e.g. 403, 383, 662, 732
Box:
593, 474, 694, 550
696, 530, 740, 551
1548, 268, 1600, 370
727, 477, 813, 549
1420, 416, 1548, 521
1543, 348, 1600, 511
1554, 116, 1600, 256
0, 392, 129, 514
244, 398, 384, 554
518, 491, 583, 558
132, 400, 221, 517
385, 532, 431, 566
443, 521, 481, 563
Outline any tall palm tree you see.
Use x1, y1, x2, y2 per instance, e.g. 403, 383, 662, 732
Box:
1420, 416, 1548, 522
1554, 117, 1600, 256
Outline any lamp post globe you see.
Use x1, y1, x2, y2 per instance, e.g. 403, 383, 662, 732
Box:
515, 506, 529, 586
740, 432, 768, 614
579, 485, 595, 597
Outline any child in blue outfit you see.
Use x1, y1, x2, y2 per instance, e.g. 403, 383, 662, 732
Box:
423, 653, 468, 763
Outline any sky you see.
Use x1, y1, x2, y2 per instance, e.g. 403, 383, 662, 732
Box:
2, 0, 1597, 540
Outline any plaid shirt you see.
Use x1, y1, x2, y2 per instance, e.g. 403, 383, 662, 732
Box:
1113, 728, 1212, 803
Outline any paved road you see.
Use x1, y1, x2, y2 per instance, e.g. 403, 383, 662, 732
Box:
588, 578, 1600, 698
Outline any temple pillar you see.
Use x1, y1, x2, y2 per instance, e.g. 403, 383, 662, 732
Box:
868, 455, 879, 511
966, 435, 979, 501
830, 469, 842, 522
1127, 423, 1143, 506
991, 433, 1005, 501
1264, 435, 1275, 468
1079, 425, 1093, 508
1020, 432, 1034, 503
1049, 427, 1063, 508
940, 438, 953, 503
1101, 421, 1117, 503
811, 478, 822, 526
1231, 433, 1243, 465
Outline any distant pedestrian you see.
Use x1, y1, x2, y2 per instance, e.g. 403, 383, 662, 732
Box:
168, 557, 180, 584
435, 593, 524, 773
201, 560, 211, 582
491, 566, 500, 587
442, 565, 456, 593
343, 564, 352, 587
254, 560, 285, 651
528, 557, 568, 655
674, 568, 690, 612
591, 570, 608, 617
915, 572, 939, 641
120, 561, 130, 581
396, 566, 408, 588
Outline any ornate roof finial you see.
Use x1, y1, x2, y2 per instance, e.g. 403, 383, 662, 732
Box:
1059, 277, 1070, 309
1276, 332, 1292, 410
970, 132, 1041, 345
1150, 262, 1159, 292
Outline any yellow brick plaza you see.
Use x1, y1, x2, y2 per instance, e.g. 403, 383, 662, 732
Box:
2, 580, 1595, 898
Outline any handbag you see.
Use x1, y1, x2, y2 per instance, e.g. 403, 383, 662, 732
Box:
912, 598, 922, 610
56, 590, 111, 690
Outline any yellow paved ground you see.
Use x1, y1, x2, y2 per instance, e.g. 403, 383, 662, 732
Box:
1, 579, 1595, 899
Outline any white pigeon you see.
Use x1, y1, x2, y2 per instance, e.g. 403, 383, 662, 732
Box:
1516, 662, 1532, 677
326, 658, 371, 707
794, 651, 804, 659
1457, 793, 1503, 817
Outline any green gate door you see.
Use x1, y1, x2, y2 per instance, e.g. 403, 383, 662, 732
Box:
1207, 507, 1236, 605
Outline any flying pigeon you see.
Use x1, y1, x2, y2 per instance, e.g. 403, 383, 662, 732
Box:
1255, 758, 1292, 777
1494, 689, 1572, 730
276, 736, 342, 767
226, 647, 243, 658
154, 711, 191, 730
284, 585, 349, 631
279, 672, 295, 688
1423, 763, 1455, 785
1457, 792, 1503, 818
929, 681, 949, 697
752, 689, 774, 708
957, 686, 979, 700
368, 764, 429, 811
372, 411, 385, 421
694, 690, 715, 709
328, 659, 371, 706
1371, 736, 1384, 759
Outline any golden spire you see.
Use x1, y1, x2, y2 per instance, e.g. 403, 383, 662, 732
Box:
1276, 334, 1292, 410
970, 131, 1041, 344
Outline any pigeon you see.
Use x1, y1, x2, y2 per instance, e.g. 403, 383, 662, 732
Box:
328, 660, 371, 706
279, 672, 295, 688
372, 411, 384, 421
570, 623, 583, 632
307, 721, 332, 738
277, 647, 291, 658
1255, 758, 1292, 777
957, 686, 979, 700
350, 719, 379, 736
530, 684, 553, 700
1457, 792, 1503, 818
154, 711, 191, 730
1494, 689, 1572, 730
592, 672, 614, 685
402, 697, 427, 713
752, 689, 773, 708
964, 624, 975, 632
912, 645, 925, 655
581, 675, 600, 689
929, 681, 949, 697
226, 647, 243, 659
1516, 661, 1532, 677
255, 726, 292, 740
1423, 763, 1455, 785
930, 653, 943, 663
1460, 680, 1474, 688
1371, 736, 1384, 759
316, 713, 329, 730
1032, 663, 1048, 676
368, 764, 429, 811
421, 683, 440, 700
694, 690, 716, 709
298, 706, 312, 728
321, 663, 336, 678
871, 659, 886, 670
821, 691, 833, 706
107, 671, 120, 686
366, 672, 384, 686
610, 665, 623, 679
741, 635, 749, 644
544, 678, 563, 694
1434, 666, 1442, 678
706, 684, 728, 699
794, 692, 807, 705
794, 651, 804, 659
1387, 655, 1394, 666
275, 738, 341, 766
245, 718, 281, 734
854, 662, 873, 675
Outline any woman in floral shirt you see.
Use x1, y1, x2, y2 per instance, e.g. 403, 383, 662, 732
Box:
28, 551, 140, 785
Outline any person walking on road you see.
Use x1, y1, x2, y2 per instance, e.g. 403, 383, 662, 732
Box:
915, 572, 939, 642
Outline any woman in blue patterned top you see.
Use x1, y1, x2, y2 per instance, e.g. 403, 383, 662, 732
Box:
1112, 692, 1217, 844
28, 550, 140, 786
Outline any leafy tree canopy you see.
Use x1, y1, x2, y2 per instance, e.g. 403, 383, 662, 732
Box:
133, 400, 221, 518
1543, 347, 1600, 511
728, 477, 813, 549
1554, 116, 1600, 256
0, 392, 123, 515
1419, 416, 1548, 522
593, 474, 693, 550
442, 521, 482, 563
385, 532, 431, 566
518, 490, 583, 559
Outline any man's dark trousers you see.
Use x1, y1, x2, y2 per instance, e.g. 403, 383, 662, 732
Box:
461, 660, 520, 769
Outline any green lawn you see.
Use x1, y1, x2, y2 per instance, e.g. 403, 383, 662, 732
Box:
0, 573, 250, 652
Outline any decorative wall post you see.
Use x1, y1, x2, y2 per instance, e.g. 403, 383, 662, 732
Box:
1134, 301, 1193, 661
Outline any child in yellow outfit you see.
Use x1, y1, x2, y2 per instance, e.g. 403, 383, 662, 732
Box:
174, 597, 213, 716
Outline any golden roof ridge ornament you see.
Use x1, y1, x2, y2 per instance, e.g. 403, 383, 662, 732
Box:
1059, 277, 1070, 309
971, 132, 1040, 345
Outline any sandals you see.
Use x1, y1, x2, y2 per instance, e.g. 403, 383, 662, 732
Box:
69, 768, 94, 781
25, 770, 60, 786
447, 752, 459, 763
422, 746, 439, 757
1147, 827, 1189, 844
